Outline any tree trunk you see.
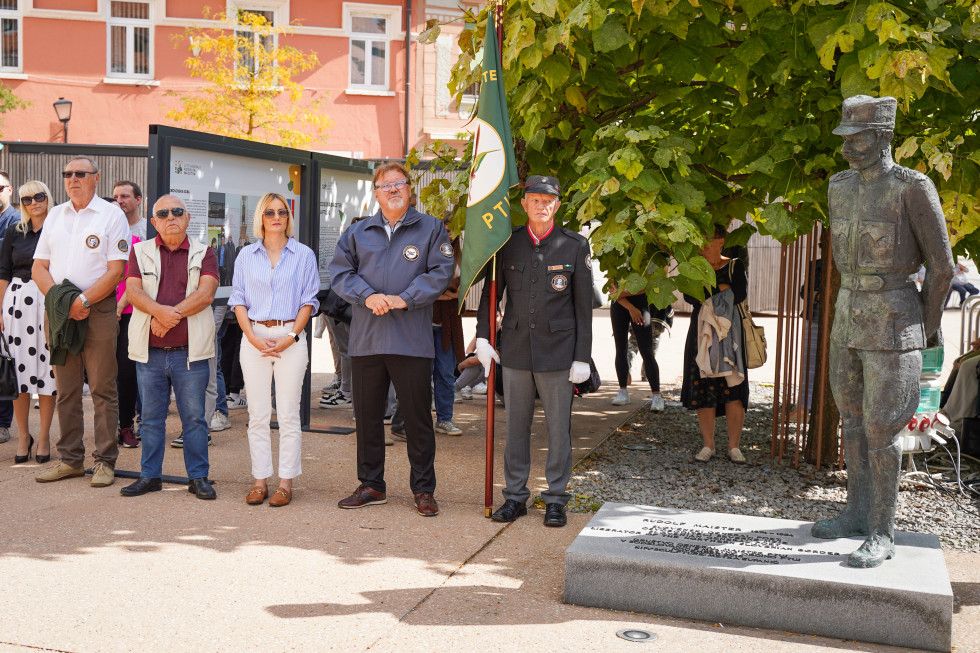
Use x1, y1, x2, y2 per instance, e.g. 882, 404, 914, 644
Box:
804, 228, 840, 467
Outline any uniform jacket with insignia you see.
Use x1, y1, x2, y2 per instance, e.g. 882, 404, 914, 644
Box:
476, 225, 593, 372
828, 164, 953, 351
329, 206, 453, 358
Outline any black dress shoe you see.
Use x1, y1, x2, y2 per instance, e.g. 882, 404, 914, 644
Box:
490, 499, 527, 523
188, 477, 216, 500
120, 477, 163, 496
543, 503, 567, 527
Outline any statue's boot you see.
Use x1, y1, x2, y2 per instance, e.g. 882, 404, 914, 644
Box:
847, 441, 901, 568
812, 427, 870, 539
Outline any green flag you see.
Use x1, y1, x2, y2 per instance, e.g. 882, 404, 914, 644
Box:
458, 15, 518, 310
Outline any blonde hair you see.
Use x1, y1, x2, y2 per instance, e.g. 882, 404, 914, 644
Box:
16, 180, 52, 234
253, 193, 294, 239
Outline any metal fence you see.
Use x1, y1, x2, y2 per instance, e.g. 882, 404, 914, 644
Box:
0, 142, 148, 205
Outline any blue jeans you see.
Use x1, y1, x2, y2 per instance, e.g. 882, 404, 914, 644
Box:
215, 322, 229, 416
136, 348, 211, 479
431, 325, 455, 422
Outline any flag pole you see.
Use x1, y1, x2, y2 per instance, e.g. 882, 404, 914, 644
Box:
484, 255, 497, 517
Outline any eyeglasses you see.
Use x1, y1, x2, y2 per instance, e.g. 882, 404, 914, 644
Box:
262, 208, 289, 218
375, 180, 409, 192
20, 192, 47, 206
154, 207, 186, 219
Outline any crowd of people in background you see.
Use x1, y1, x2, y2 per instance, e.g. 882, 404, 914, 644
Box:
2, 158, 755, 525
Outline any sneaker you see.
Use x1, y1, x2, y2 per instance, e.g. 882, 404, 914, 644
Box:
390, 428, 407, 443
319, 391, 352, 408
35, 462, 85, 483
171, 434, 212, 448
210, 412, 232, 432
227, 394, 248, 410
454, 391, 463, 403
385, 436, 394, 446
90, 461, 115, 487
435, 420, 463, 436
0, 426, 9, 443
611, 389, 630, 406
322, 380, 341, 394
383, 414, 393, 425
338, 484, 387, 509
472, 382, 488, 395
118, 427, 139, 448
648, 395, 665, 412
728, 448, 747, 464
461, 386, 473, 400
82, 383, 91, 397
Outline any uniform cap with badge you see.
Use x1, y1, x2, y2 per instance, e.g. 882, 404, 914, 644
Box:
524, 175, 561, 197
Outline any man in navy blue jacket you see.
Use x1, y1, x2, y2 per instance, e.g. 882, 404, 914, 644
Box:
330, 162, 453, 517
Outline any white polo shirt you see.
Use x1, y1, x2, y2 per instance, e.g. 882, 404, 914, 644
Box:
34, 195, 131, 292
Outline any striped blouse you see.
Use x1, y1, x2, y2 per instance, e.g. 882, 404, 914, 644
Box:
228, 237, 320, 320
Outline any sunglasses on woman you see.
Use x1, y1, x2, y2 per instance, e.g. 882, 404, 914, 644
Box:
262, 208, 289, 218
20, 192, 47, 206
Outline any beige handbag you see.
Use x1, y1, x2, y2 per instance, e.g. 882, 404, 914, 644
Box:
728, 259, 767, 369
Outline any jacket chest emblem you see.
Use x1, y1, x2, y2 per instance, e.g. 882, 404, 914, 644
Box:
85, 235, 100, 249
551, 274, 568, 291
403, 245, 420, 261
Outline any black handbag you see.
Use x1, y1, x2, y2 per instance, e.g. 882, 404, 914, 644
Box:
574, 358, 602, 395
0, 333, 19, 400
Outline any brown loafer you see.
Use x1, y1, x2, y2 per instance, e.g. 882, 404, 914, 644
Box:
414, 491, 439, 517
245, 486, 268, 505
338, 484, 387, 509
269, 487, 292, 507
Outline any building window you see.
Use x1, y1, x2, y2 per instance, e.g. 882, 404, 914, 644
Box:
0, 0, 21, 73
107, 1, 152, 78
235, 8, 275, 80
347, 13, 391, 91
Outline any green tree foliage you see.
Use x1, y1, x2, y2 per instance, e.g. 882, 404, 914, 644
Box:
415, 0, 980, 305
0, 84, 28, 138
167, 10, 332, 149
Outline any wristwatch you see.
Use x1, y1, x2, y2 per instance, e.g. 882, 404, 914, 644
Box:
287, 332, 299, 342
79, 294, 90, 309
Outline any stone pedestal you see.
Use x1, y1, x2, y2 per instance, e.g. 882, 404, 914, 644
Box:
564, 503, 952, 652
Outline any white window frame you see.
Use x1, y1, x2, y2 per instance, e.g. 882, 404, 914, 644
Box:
343, 3, 399, 93
232, 5, 279, 80
105, 0, 154, 80
0, 1, 23, 75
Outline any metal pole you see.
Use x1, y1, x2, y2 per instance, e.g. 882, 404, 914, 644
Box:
484, 256, 498, 517
771, 244, 789, 461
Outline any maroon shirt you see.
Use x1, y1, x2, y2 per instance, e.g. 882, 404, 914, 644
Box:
126, 236, 219, 348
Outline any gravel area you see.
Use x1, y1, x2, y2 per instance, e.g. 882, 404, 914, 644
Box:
566, 383, 980, 552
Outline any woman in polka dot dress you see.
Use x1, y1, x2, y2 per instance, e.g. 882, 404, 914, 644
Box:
0, 180, 56, 463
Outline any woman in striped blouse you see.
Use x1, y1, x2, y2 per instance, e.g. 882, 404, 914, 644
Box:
228, 193, 319, 508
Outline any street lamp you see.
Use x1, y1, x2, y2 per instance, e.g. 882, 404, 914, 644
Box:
53, 97, 72, 143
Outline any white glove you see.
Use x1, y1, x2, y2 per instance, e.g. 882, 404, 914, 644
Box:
569, 361, 591, 384
475, 337, 500, 373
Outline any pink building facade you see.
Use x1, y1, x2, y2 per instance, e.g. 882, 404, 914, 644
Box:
0, 0, 478, 159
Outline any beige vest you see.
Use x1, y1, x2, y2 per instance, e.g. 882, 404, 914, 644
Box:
128, 238, 215, 364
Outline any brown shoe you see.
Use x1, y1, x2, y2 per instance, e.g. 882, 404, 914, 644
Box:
414, 491, 439, 517
269, 487, 292, 507
338, 484, 387, 509
245, 486, 268, 505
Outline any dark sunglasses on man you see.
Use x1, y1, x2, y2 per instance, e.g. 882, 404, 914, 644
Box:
62, 171, 97, 179
154, 207, 186, 218
20, 192, 47, 206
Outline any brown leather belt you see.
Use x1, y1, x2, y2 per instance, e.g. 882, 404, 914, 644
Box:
253, 319, 292, 327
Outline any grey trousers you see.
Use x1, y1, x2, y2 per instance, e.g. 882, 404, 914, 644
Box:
501, 366, 573, 506
326, 317, 352, 396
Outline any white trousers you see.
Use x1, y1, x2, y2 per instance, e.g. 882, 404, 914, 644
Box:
239, 322, 308, 480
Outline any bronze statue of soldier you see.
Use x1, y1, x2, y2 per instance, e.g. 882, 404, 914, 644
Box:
812, 95, 954, 568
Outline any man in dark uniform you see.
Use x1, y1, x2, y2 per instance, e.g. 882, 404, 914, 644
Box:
813, 95, 953, 567
476, 175, 593, 527
330, 162, 454, 517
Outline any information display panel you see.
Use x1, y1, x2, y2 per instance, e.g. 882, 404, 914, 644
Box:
317, 168, 376, 285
